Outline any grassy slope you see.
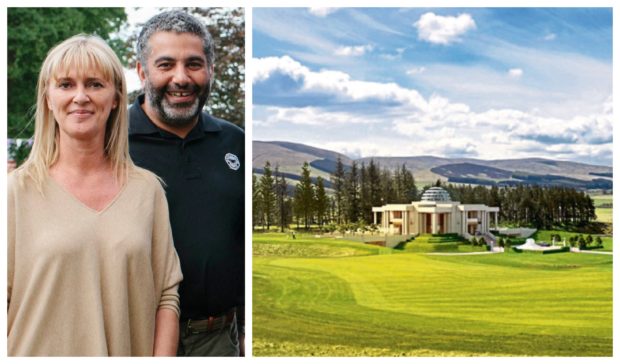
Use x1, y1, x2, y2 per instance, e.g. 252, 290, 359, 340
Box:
253, 233, 612, 356
401, 234, 488, 253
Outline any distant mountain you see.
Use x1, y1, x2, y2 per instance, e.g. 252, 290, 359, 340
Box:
252, 140, 613, 190
253, 141, 352, 176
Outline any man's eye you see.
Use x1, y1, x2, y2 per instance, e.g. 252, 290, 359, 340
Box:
188, 63, 203, 70
157, 63, 172, 69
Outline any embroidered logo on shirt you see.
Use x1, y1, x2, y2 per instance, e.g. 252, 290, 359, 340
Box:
225, 153, 241, 171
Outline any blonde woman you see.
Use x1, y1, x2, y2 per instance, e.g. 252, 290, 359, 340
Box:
7, 34, 183, 356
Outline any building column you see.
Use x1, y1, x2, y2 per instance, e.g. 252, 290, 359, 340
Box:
495, 212, 498, 229
373, 211, 377, 225
431, 213, 437, 234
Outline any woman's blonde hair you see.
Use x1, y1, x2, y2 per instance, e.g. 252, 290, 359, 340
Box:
19, 34, 132, 191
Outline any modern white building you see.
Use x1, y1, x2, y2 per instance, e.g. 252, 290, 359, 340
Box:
372, 187, 500, 239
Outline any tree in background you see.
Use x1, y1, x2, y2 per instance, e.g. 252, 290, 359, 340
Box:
8, 8, 127, 139
274, 165, 291, 232
331, 157, 346, 224
294, 162, 315, 229
345, 161, 360, 223
252, 174, 259, 231
315, 176, 329, 228
258, 162, 276, 231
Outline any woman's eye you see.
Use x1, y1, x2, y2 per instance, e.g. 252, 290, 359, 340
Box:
58, 82, 72, 89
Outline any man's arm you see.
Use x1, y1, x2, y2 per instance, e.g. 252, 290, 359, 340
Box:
153, 308, 179, 356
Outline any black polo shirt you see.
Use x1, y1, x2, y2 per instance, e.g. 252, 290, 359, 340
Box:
128, 95, 244, 321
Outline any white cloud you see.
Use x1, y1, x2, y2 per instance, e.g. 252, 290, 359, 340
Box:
334, 44, 374, 57
380, 48, 406, 61
414, 12, 476, 45
406, 66, 426, 75
309, 7, 338, 17
253, 56, 428, 110
508, 68, 523, 78
253, 57, 612, 165
252, 56, 308, 83
544, 33, 557, 41
255, 106, 379, 127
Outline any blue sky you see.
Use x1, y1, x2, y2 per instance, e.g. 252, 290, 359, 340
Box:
252, 8, 612, 166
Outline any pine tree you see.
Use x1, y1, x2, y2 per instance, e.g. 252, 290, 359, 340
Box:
401, 163, 417, 202
252, 173, 260, 230
331, 157, 346, 224
258, 162, 276, 230
315, 176, 329, 228
345, 161, 360, 223
274, 165, 291, 232
294, 162, 315, 229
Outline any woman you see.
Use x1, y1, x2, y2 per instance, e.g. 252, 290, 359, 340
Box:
7, 34, 183, 356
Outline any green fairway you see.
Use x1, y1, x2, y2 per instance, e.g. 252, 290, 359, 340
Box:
253, 233, 612, 356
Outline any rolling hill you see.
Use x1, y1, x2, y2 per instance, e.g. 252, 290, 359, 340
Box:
252, 140, 613, 190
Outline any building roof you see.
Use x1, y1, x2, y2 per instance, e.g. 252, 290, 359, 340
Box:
420, 187, 452, 202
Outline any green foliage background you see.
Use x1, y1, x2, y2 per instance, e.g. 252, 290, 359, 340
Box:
8, 8, 127, 138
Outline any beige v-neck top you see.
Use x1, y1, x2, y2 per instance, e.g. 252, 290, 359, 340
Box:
7, 167, 183, 356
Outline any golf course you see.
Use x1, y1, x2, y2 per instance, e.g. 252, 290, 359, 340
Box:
253, 232, 612, 356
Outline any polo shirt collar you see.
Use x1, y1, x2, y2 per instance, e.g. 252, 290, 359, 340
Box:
129, 94, 222, 136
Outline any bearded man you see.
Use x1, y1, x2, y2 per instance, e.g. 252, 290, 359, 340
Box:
128, 10, 244, 357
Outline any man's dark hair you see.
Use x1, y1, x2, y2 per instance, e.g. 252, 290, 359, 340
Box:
136, 10, 215, 70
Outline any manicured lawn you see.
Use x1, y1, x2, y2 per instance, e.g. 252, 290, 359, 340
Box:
401, 234, 488, 253
253, 233, 612, 356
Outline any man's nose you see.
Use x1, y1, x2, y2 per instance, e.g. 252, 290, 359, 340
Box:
172, 65, 191, 85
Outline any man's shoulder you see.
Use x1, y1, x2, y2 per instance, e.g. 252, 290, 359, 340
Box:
202, 112, 244, 137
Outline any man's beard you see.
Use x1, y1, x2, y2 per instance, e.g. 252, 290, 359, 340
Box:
144, 80, 211, 127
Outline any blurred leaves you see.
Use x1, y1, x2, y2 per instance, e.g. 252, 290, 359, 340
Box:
8, 8, 127, 138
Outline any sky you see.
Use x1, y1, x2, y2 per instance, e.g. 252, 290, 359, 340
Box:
119, 7, 162, 93
252, 7, 613, 166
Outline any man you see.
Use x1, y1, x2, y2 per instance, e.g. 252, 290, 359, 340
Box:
128, 10, 244, 356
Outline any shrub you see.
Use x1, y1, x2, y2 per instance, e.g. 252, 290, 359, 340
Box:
578, 236, 587, 250
595, 236, 603, 247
